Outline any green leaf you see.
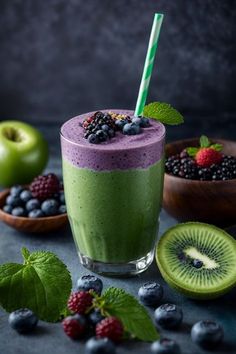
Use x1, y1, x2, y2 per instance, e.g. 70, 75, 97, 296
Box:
200, 135, 210, 148
210, 143, 223, 151
186, 147, 199, 157
0, 248, 72, 322
102, 287, 159, 342
143, 102, 184, 125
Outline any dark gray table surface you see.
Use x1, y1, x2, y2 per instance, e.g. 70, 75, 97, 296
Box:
0, 148, 236, 354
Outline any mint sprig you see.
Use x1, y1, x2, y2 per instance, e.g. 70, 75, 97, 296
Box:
0, 248, 72, 322
143, 102, 184, 125
96, 287, 159, 342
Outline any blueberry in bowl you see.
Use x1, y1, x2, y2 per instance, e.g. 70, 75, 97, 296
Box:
0, 173, 68, 233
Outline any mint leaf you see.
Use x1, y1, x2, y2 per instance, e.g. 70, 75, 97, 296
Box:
210, 143, 223, 151
143, 102, 184, 125
200, 135, 210, 148
0, 248, 72, 322
102, 287, 159, 342
186, 147, 199, 157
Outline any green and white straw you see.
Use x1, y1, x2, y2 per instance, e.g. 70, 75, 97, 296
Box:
134, 13, 164, 116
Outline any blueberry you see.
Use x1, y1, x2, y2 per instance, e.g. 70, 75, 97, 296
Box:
8, 308, 38, 333
132, 117, 142, 125
96, 130, 108, 142
107, 129, 115, 138
28, 209, 44, 218
26, 199, 40, 212
115, 119, 126, 130
88, 309, 105, 326
154, 304, 183, 329
88, 133, 99, 144
12, 207, 26, 217
58, 205, 67, 214
41, 199, 59, 216
6, 195, 22, 207
101, 124, 109, 132
3, 205, 13, 214
59, 191, 65, 204
192, 259, 203, 269
10, 185, 23, 197
138, 282, 163, 307
151, 338, 181, 354
20, 190, 32, 203
123, 123, 141, 135
139, 116, 150, 127
77, 274, 103, 295
85, 337, 116, 354
191, 320, 224, 349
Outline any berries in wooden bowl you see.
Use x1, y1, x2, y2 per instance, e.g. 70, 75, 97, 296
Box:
163, 137, 236, 226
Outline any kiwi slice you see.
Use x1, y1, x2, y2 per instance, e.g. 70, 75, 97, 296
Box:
156, 222, 236, 299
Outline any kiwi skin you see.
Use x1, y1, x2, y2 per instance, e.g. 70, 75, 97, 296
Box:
156, 222, 236, 300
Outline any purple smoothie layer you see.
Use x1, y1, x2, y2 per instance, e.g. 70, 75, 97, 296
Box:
61, 109, 165, 171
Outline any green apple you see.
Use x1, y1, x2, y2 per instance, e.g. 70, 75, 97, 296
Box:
0, 120, 49, 187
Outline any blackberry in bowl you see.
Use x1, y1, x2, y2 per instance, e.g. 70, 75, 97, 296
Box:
163, 138, 236, 226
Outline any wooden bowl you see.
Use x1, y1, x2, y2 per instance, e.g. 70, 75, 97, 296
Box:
163, 138, 236, 227
0, 189, 68, 233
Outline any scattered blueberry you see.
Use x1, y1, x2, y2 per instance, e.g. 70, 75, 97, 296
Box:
3, 205, 13, 214
28, 209, 44, 218
12, 207, 26, 217
8, 308, 38, 333
58, 205, 67, 214
6, 195, 22, 207
191, 320, 224, 349
41, 199, 59, 216
20, 190, 32, 203
88, 134, 99, 144
192, 259, 203, 269
154, 304, 183, 329
77, 274, 103, 295
85, 337, 116, 354
138, 282, 163, 307
26, 199, 41, 212
151, 338, 181, 354
88, 309, 105, 326
10, 185, 24, 197
123, 123, 141, 135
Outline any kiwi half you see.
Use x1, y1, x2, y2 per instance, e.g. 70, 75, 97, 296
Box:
156, 222, 236, 299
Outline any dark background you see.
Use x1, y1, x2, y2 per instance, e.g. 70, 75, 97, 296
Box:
0, 0, 235, 139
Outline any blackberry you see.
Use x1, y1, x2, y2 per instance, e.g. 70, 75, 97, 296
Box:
30, 174, 60, 201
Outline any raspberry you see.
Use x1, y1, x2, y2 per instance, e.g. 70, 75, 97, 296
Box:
96, 316, 124, 343
67, 291, 93, 314
62, 314, 86, 339
195, 148, 223, 168
30, 173, 60, 201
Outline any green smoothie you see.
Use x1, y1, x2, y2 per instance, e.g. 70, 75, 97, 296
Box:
63, 158, 164, 263
61, 109, 165, 274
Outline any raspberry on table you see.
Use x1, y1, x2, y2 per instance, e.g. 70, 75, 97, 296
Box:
67, 291, 93, 314
96, 316, 124, 343
62, 314, 87, 339
30, 173, 60, 201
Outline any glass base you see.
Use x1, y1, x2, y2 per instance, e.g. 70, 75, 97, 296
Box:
78, 250, 154, 276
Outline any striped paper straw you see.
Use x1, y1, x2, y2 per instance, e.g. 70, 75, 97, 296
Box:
134, 13, 164, 116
